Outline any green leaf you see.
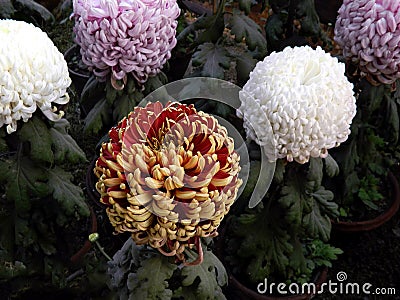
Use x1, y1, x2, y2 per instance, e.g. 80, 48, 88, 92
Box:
273, 159, 286, 184
173, 286, 198, 300
81, 75, 107, 116
18, 115, 54, 164
307, 239, 343, 267
279, 174, 311, 227
339, 207, 348, 217
228, 9, 267, 56
288, 238, 308, 277
12, 0, 54, 24
335, 138, 359, 176
0, 0, 15, 19
127, 255, 177, 300
358, 79, 385, 115
50, 119, 86, 164
235, 52, 257, 87
113, 92, 140, 123
0, 128, 7, 152
84, 96, 112, 134
344, 171, 360, 197
296, 0, 322, 37
303, 202, 331, 241
47, 166, 90, 218
386, 94, 399, 143
307, 157, 323, 187
0, 156, 49, 214
144, 72, 168, 94
15, 216, 37, 247
192, 43, 230, 79
44, 257, 67, 287
195, 2, 225, 44
324, 154, 339, 177
265, 13, 285, 51
32, 211, 57, 255
238, 0, 252, 14
177, 15, 210, 42
232, 204, 294, 282
180, 248, 227, 299
312, 187, 338, 218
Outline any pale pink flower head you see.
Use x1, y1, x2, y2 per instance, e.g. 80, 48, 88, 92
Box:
72, 0, 180, 87
334, 0, 400, 84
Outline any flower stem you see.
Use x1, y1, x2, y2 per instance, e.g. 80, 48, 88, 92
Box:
89, 233, 112, 261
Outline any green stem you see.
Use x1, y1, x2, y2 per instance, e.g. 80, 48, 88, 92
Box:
95, 240, 112, 261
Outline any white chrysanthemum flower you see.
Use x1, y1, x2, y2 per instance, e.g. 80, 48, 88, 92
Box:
238, 46, 357, 164
0, 19, 71, 134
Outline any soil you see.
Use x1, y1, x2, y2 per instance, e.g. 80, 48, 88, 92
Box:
31, 6, 400, 300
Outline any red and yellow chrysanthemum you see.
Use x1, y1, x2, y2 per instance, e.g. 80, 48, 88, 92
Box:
94, 102, 242, 264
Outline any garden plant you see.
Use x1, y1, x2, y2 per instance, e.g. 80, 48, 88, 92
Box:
1, 0, 400, 299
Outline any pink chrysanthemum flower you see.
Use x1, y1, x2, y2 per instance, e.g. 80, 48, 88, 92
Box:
72, 0, 180, 88
334, 0, 400, 84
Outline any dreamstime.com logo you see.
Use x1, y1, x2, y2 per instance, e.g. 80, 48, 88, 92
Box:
257, 271, 397, 296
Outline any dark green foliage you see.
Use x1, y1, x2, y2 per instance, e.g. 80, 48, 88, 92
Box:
228, 9, 268, 56
192, 43, 231, 79
235, 52, 257, 86
108, 238, 227, 300
226, 157, 340, 285
83, 72, 167, 134
329, 78, 400, 217
0, 112, 88, 290
238, 0, 252, 14
182, 0, 267, 82
265, 0, 331, 52
0, 0, 54, 25
50, 119, 87, 164
18, 116, 54, 164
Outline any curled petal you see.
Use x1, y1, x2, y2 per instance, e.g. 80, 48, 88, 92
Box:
238, 46, 356, 164
94, 102, 242, 262
335, 0, 400, 84
0, 20, 71, 133
72, 0, 180, 85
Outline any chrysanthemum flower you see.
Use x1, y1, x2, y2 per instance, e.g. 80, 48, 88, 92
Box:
238, 46, 356, 164
0, 19, 71, 134
335, 0, 400, 84
72, 0, 180, 88
94, 102, 242, 263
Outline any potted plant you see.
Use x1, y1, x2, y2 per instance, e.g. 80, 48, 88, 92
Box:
0, 19, 91, 297
214, 44, 354, 298
326, 0, 400, 231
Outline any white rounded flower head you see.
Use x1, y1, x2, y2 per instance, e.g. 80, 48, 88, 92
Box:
72, 0, 180, 87
334, 0, 400, 84
238, 46, 357, 164
0, 19, 71, 134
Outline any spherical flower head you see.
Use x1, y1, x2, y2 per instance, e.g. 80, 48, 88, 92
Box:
334, 0, 400, 84
238, 46, 357, 164
0, 19, 71, 134
94, 102, 242, 262
72, 0, 180, 87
